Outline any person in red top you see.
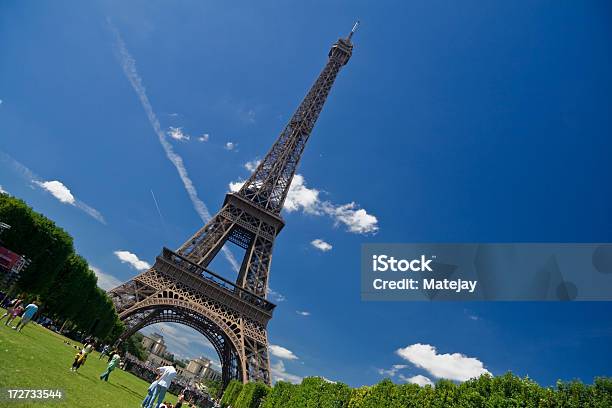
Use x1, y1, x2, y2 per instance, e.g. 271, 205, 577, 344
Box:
0, 297, 22, 325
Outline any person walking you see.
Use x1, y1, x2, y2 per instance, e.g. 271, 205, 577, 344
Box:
107, 348, 118, 363
99, 352, 121, 382
3, 303, 23, 327
142, 363, 177, 408
71, 342, 95, 371
0, 297, 22, 324
99, 344, 110, 359
12, 301, 38, 332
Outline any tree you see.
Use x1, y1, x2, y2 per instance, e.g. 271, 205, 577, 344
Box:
349, 379, 399, 407
234, 382, 270, 408
0, 195, 122, 342
42, 254, 92, 320
221, 380, 243, 408
123, 332, 148, 361
230, 373, 612, 408
260, 381, 295, 408
0, 195, 73, 295
201, 378, 221, 398
318, 381, 352, 408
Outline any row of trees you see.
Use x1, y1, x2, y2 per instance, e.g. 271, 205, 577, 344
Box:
221, 374, 612, 408
220, 380, 269, 408
0, 193, 123, 342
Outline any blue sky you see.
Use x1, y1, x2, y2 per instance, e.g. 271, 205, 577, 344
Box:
1, 0, 612, 386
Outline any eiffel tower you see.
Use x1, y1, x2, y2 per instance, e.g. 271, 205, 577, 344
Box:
109, 23, 357, 386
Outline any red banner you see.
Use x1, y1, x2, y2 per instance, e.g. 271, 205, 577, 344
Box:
0, 246, 22, 271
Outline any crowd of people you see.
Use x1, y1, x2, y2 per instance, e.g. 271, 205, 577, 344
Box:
1, 294, 221, 408
122, 354, 219, 407
0, 296, 39, 332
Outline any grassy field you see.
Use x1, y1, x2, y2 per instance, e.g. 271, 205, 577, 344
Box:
0, 310, 178, 407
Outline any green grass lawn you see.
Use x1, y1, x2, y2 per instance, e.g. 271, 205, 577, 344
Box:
0, 310, 178, 407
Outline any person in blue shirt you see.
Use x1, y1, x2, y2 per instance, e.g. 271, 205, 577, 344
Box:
13, 301, 38, 332
142, 364, 177, 408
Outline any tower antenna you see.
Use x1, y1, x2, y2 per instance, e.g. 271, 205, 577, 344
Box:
348, 20, 360, 41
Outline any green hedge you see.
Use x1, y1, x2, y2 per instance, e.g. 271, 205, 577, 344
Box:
221, 380, 243, 407
225, 374, 612, 408
234, 382, 270, 408
261, 381, 296, 408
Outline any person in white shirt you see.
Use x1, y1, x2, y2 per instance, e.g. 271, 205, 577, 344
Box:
142, 363, 177, 408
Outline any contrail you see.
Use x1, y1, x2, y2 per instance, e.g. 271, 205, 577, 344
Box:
150, 189, 167, 236
0, 151, 106, 224
109, 21, 239, 272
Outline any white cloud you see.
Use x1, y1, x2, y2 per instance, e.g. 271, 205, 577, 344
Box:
0, 185, 7, 194
0, 152, 106, 224
91, 266, 122, 290
284, 175, 320, 214
269, 344, 298, 360
396, 344, 490, 382
401, 374, 434, 387
296, 311, 310, 316
322, 202, 378, 234
225, 142, 236, 151
167, 127, 190, 141
198, 134, 210, 142
311, 239, 332, 252
230, 164, 378, 234
270, 360, 302, 384
377, 364, 408, 377
114, 250, 151, 271
244, 159, 261, 173
267, 288, 286, 302
110, 21, 239, 272
228, 177, 320, 213
36, 180, 75, 204
468, 315, 480, 321
228, 180, 244, 193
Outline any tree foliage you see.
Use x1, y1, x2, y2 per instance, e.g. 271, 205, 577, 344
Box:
0, 195, 121, 342
122, 332, 148, 361
201, 378, 222, 399
260, 381, 296, 408
234, 382, 270, 408
221, 380, 244, 408
0, 195, 73, 294
227, 374, 612, 408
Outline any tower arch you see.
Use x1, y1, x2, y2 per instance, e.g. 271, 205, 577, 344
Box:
118, 302, 242, 384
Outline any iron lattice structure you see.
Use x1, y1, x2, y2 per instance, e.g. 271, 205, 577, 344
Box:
109, 24, 356, 386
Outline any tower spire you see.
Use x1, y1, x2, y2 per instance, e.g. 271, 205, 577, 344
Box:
238, 29, 355, 214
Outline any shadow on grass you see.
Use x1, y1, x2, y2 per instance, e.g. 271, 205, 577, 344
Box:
107, 381, 146, 399
75, 371, 100, 385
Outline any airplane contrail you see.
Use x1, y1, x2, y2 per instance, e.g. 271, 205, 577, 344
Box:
150, 189, 167, 236
109, 20, 239, 272
0, 151, 106, 224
